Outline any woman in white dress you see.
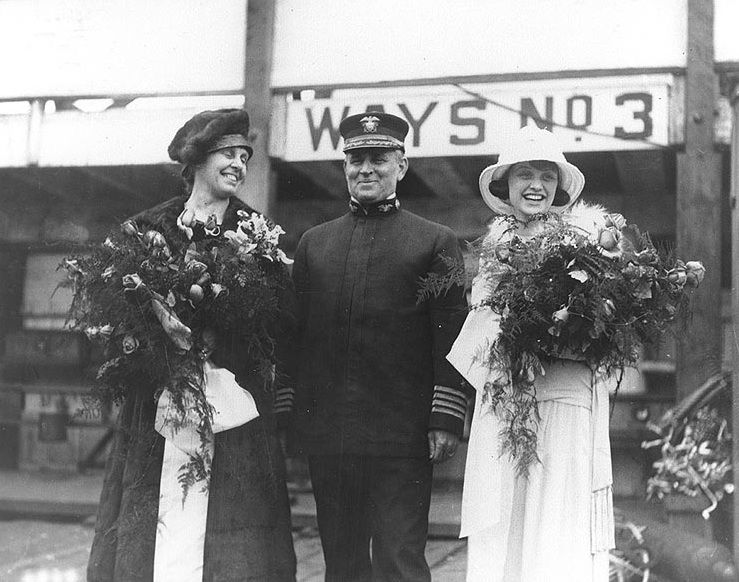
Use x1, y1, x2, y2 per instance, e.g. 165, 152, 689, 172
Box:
448, 126, 615, 582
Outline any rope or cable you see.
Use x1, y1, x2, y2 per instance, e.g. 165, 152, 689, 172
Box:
452, 83, 674, 151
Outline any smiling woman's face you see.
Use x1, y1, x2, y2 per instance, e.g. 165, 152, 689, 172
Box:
344, 148, 408, 204
194, 146, 250, 199
507, 160, 559, 220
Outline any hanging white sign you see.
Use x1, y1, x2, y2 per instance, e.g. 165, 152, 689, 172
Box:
282, 75, 676, 161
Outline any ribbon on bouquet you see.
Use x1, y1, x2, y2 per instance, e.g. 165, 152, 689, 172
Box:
153, 360, 259, 582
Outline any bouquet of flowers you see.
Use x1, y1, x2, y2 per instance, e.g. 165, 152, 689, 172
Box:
423, 204, 705, 475
643, 373, 733, 518
63, 209, 293, 489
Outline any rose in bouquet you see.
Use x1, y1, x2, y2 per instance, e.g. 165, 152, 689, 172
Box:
422, 205, 705, 475
480, 211, 705, 474
475, 211, 705, 474
63, 209, 293, 490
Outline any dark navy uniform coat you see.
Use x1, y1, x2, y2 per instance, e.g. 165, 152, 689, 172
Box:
291, 201, 469, 458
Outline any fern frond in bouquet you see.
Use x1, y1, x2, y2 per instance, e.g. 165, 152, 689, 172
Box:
420, 207, 706, 475
62, 210, 293, 491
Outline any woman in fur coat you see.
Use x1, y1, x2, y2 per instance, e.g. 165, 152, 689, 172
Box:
448, 126, 615, 582
87, 109, 296, 582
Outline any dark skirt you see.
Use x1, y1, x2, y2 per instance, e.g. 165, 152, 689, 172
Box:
87, 389, 296, 582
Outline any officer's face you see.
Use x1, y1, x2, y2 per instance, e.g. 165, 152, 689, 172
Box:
344, 148, 408, 204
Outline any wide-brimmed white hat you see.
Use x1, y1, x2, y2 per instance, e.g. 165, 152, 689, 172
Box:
478, 126, 585, 215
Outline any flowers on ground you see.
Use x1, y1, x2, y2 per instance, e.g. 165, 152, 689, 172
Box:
643, 375, 733, 519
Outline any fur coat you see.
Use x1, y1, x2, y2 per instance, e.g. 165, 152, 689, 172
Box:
87, 196, 297, 582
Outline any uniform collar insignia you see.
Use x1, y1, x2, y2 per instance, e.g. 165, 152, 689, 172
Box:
349, 197, 400, 217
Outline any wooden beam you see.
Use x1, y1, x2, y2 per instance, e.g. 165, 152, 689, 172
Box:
409, 158, 476, 201
243, 0, 277, 216
676, 0, 722, 399
729, 76, 739, 569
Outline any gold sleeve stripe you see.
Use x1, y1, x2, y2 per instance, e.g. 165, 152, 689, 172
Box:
430, 403, 466, 421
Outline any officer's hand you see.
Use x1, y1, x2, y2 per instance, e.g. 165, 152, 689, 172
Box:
428, 430, 460, 464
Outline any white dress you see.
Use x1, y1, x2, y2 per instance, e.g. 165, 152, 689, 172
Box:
449, 212, 615, 582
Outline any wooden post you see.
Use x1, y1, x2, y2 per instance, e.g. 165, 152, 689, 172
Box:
729, 76, 739, 567
676, 0, 722, 400
242, 0, 277, 216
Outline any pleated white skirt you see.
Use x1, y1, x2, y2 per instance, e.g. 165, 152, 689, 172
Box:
463, 361, 612, 582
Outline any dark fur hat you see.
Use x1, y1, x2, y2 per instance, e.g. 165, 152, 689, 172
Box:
168, 109, 253, 165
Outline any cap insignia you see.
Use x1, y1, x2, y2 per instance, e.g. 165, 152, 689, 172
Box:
360, 115, 380, 133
